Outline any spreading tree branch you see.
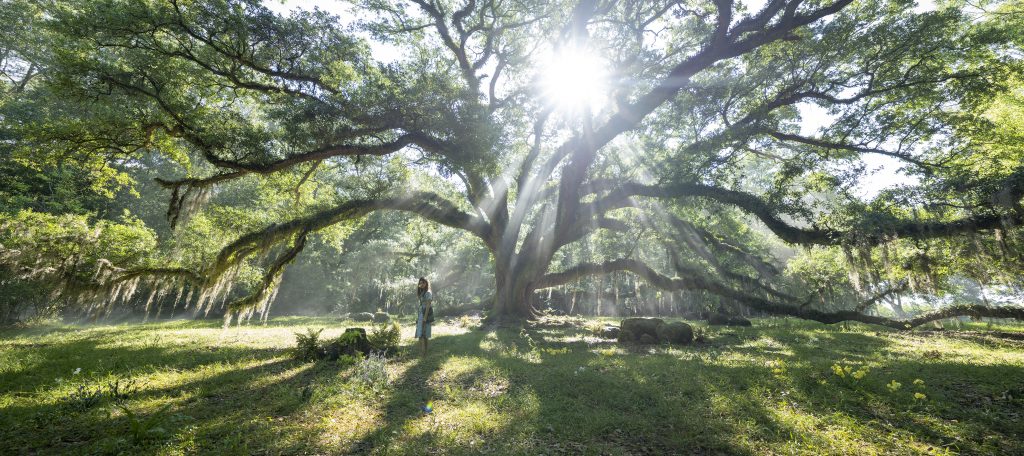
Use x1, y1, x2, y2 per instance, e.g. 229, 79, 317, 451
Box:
535, 257, 1024, 329
588, 182, 1024, 245
854, 279, 909, 313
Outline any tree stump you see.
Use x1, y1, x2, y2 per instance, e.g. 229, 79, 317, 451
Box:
618, 318, 664, 344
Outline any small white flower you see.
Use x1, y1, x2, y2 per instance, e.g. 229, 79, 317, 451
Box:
73, 368, 81, 375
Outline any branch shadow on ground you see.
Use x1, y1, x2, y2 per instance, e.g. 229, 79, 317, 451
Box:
3, 320, 1022, 455
347, 322, 1024, 455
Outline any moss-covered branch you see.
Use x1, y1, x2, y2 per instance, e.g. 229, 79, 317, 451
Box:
534, 257, 1024, 329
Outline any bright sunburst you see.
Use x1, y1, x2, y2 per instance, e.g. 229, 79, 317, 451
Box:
540, 47, 609, 114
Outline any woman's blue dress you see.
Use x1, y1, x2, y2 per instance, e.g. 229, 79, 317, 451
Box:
415, 291, 432, 339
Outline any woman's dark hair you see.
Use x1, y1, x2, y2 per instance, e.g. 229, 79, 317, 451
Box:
417, 277, 431, 297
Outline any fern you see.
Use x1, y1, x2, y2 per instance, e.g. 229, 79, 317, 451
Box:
293, 328, 324, 362
368, 322, 400, 355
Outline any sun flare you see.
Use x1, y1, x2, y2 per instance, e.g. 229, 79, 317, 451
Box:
540, 47, 609, 113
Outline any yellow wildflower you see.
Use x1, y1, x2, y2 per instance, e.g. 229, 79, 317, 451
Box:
831, 364, 846, 378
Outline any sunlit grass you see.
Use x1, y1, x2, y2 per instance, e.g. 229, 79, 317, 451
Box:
1, 317, 1022, 454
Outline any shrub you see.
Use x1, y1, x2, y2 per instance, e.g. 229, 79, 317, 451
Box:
368, 322, 401, 355
293, 328, 324, 362
322, 328, 370, 360
295, 327, 384, 362
337, 354, 360, 367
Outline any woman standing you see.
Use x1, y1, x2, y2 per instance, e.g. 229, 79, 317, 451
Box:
415, 277, 433, 357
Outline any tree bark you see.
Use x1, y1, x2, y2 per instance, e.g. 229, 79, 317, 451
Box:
489, 252, 540, 322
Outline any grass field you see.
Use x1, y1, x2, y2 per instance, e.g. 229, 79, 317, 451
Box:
2, 316, 1023, 455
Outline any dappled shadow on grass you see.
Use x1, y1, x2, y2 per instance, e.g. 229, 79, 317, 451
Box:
3, 319, 1023, 454
700, 323, 1024, 454
384, 323, 1020, 454
0, 331, 285, 394
0, 320, 367, 454
343, 328, 769, 455
1, 356, 315, 453
793, 362, 1023, 453
345, 330, 491, 454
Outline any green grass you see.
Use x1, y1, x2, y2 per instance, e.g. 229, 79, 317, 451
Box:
2, 316, 1023, 455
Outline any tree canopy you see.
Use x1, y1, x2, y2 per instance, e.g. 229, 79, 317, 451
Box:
2, 0, 1024, 327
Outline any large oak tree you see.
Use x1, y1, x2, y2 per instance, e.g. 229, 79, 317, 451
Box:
4, 0, 1024, 326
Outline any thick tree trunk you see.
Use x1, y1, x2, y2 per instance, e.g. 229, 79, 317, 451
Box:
489, 252, 540, 321
491, 277, 537, 321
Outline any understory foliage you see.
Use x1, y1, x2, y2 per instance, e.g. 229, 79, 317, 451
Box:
0, 210, 157, 324
292, 328, 324, 362
292, 323, 401, 362
1, 0, 1024, 327
367, 322, 402, 355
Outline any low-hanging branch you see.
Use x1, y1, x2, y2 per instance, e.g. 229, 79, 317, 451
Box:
534, 257, 1024, 329
587, 182, 1024, 245
152, 131, 452, 229
663, 213, 780, 277
97, 71, 457, 230
97, 192, 489, 319
211, 193, 490, 274
224, 231, 310, 325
